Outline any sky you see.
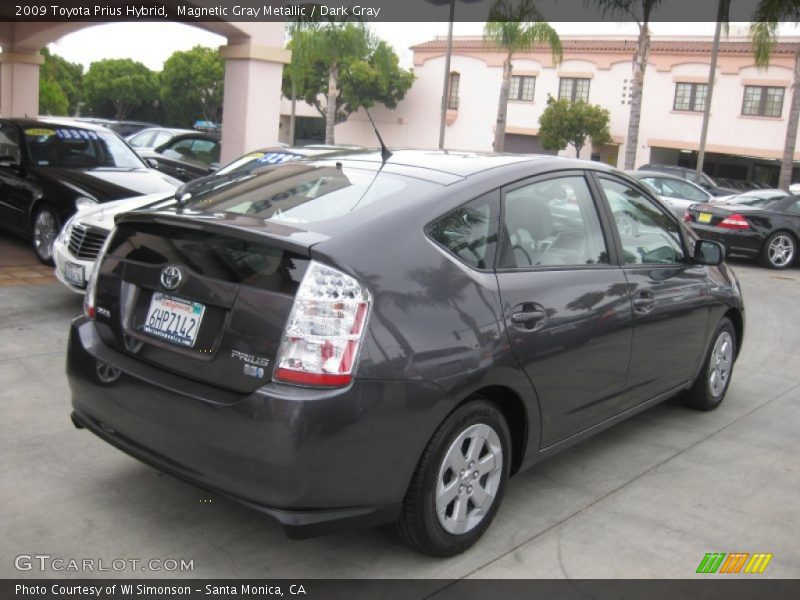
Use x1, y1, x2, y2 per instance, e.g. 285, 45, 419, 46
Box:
48, 21, 800, 72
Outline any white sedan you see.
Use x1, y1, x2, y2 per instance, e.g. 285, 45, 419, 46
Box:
53, 192, 174, 294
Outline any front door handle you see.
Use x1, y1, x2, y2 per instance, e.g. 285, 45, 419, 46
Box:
511, 310, 546, 324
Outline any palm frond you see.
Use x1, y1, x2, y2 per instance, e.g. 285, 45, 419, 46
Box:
748, 21, 779, 69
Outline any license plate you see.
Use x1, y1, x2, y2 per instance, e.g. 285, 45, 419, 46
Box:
143, 293, 205, 348
64, 261, 84, 287
698, 212, 712, 224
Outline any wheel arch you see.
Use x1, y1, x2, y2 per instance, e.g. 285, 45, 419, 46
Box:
455, 385, 530, 477
723, 307, 744, 359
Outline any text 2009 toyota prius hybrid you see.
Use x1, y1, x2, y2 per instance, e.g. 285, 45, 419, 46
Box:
67, 150, 744, 556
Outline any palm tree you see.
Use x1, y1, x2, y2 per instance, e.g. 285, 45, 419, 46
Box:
592, 0, 662, 169
285, 22, 318, 146
484, 0, 562, 152
749, 1, 800, 190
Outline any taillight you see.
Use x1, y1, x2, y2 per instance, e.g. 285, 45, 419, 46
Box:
684, 210, 694, 222
719, 213, 750, 230
274, 261, 371, 387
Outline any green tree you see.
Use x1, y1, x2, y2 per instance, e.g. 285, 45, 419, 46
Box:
39, 78, 68, 115
284, 23, 319, 145
39, 48, 84, 115
84, 58, 158, 120
160, 46, 224, 128
293, 23, 414, 144
591, 0, 662, 169
484, 0, 562, 152
538, 98, 612, 157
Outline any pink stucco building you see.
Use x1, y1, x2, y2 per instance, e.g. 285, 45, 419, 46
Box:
326, 35, 800, 186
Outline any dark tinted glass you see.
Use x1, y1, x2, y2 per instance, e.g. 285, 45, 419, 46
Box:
185, 163, 439, 234
108, 222, 310, 294
428, 192, 499, 269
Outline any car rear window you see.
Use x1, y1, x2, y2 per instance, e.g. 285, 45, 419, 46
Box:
186, 162, 439, 232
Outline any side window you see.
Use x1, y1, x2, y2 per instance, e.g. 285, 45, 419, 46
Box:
786, 199, 800, 215
640, 177, 662, 194
664, 179, 708, 202
598, 178, 686, 265
500, 175, 609, 268
150, 131, 173, 148
428, 193, 499, 270
190, 139, 220, 165
0, 123, 21, 162
162, 138, 195, 160
127, 131, 153, 148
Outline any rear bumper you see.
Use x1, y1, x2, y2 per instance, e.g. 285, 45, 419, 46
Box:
67, 317, 451, 538
689, 224, 763, 259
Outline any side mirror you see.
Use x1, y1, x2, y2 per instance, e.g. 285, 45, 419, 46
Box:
694, 239, 724, 266
146, 158, 159, 169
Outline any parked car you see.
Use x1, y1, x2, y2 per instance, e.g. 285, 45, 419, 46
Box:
686, 193, 800, 269
68, 151, 743, 556
53, 146, 356, 293
137, 132, 221, 182
637, 164, 738, 197
126, 127, 197, 151
628, 170, 715, 216
53, 192, 174, 292
0, 118, 180, 263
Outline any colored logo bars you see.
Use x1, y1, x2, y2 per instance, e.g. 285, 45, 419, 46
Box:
696, 552, 773, 574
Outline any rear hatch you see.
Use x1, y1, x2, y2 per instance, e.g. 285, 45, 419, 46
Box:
93, 213, 320, 394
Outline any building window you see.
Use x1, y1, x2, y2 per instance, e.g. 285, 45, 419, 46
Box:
559, 77, 590, 102
509, 75, 535, 101
742, 85, 785, 117
447, 72, 460, 110
674, 82, 708, 112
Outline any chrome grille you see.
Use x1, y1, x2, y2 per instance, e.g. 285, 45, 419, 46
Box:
67, 223, 108, 260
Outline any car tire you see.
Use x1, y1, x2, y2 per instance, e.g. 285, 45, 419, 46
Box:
683, 317, 737, 411
392, 399, 511, 557
32, 204, 60, 265
760, 231, 796, 269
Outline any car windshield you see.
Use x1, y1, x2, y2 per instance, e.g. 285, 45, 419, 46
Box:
24, 126, 145, 169
187, 162, 438, 233
215, 151, 303, 176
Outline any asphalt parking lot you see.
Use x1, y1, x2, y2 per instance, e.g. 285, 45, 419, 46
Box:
1, 230, 798, 579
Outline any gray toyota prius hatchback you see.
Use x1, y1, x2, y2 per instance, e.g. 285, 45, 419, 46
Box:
67, 150, 744, 556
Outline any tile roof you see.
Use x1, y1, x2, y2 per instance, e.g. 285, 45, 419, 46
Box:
410, 38, 800, 55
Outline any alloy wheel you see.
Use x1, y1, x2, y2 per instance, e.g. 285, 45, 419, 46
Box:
767, 234, 795, 268
33, 209, 57, 262
708, 331, 733, 398
435, 423, 503, 535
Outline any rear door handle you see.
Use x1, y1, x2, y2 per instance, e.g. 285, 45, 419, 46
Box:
632, 292, 655, 313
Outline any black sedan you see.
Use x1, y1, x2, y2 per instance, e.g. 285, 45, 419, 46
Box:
137, 132, 221, 182
0, 118, 181, 263
68, 151, 743, 556
686, 194, 800, 269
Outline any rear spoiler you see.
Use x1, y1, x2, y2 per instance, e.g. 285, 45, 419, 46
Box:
114, 210, 328, 257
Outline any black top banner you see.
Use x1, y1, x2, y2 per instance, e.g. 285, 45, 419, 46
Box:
0, 0, 796, 23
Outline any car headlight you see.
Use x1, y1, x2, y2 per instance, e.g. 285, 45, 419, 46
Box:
75, 196, 97, 211
57, 213, 80, 244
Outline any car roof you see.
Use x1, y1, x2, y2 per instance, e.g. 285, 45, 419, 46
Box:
13, 117, 113, 132
318, 149, 593, 178
133, 126, 196, 136
629, 170, 704, 184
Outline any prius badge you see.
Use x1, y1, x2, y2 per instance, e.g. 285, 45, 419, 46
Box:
160, 265, 182, 290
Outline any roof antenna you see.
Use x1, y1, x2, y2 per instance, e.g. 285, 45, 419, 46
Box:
344, 67, 392, 162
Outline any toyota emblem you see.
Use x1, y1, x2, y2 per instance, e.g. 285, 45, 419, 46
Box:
160, 265, 182, 290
